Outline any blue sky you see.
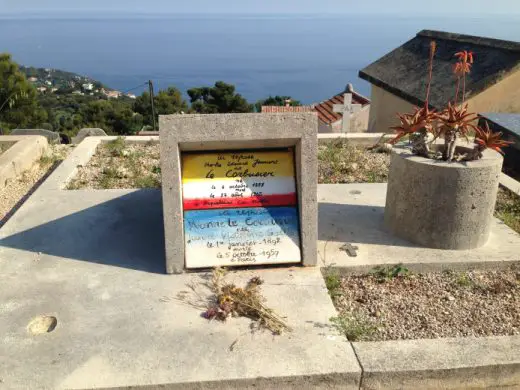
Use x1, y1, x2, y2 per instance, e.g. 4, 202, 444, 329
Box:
1, 0, 519, 15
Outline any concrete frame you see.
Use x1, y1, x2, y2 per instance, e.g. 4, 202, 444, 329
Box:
159, 113, 318, 274
0, 135, 48, 189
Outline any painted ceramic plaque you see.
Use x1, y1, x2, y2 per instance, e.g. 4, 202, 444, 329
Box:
184, 207, 301, 267
181, 149, 302, 268
182, 150, 296, 210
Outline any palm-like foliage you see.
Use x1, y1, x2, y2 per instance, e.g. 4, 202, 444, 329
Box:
438, 102, 478, 138
474, 122, 513, 154
389, 107, 431, 144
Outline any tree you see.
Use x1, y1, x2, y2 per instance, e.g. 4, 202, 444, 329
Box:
133, 86, 188, 127
0, 53, 47, 131
254, 95, 301, 112
188, 81, 252, 114
77, 99, 143, 135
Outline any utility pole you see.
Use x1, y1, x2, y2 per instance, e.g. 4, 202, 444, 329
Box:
148, 80, 157, 131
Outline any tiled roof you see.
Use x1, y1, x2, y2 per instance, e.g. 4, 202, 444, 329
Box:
313, 92, 370, 125
261, 106, 314, 113
359, 30, 520, 110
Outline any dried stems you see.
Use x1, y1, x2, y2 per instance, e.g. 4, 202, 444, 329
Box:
177, 267, 291, 335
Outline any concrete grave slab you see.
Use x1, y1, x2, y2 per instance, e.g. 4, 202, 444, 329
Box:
318, 183, 520, 272
0, 135, 48, 189
71, 128, 107, 145
159, 113, 318, 273
354, 336, 520, 389
0, 187, 360, 389
1, 141, 519, 388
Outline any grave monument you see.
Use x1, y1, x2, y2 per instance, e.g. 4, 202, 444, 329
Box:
159, 113, 318, 273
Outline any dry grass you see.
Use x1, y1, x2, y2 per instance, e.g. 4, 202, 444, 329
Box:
67, 137, 161, 189
495, 187, 520, 234
0, 141, 15, 155
176, 268, 291, 335
328, 267, 520, 341
318, 140, 390, 184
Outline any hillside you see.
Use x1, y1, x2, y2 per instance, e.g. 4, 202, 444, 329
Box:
19, 66, 131, 99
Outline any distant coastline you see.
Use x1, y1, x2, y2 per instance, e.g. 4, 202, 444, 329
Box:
2, 14, 519, 103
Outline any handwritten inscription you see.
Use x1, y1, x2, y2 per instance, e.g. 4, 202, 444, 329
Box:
184, 207, 301, 268
182, 150, 296, 210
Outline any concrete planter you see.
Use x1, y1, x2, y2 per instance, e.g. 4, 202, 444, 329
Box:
384, 145, 503, 250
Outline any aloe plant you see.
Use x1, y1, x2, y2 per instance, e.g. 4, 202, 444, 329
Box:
389, 42, 512, 161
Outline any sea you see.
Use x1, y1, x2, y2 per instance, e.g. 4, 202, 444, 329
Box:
1, 13, 520, 104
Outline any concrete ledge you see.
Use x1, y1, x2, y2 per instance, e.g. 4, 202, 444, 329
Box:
354, 336, 520, 389
318, 133, 389, 146
137, 131, 389, 148
0, 135, 48, 189
500, 172, 520, 194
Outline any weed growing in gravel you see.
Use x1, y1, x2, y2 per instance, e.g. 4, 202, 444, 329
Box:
0, 141, 15, 154
39, 147, 66, 167
125, 151, 143, 176
134, 174, 161, 188
330, 312, 378, 341
494, 188, 520, 234
104, 137, 126, 157
454, 272, 475, 288
369, 264, 410, 283
99, 166, 119, 189
323, 267, 342, 298
318, 140, 389, 184
366, 172, 377, 183
66, 180, 84, 190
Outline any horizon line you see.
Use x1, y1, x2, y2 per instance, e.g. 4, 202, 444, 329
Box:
0, 10, 516, 16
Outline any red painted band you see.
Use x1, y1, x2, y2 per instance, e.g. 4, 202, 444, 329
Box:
183, 193, 297, 210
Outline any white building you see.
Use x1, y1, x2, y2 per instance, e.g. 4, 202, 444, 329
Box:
82, 83, 94, 91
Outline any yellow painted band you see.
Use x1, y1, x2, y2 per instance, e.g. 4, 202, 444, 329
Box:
182, 150, 295, 182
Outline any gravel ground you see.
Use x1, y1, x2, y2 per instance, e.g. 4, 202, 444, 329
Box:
67, 139, 161, 189
318, 141, 390, 184
0, 145, 72, 223
328, 267, 520, 342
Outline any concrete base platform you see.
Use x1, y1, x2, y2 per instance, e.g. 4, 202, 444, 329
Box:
354, 336, 520, 389
0, 189, 360, 389
318, 184, 520, 272
1, 140, 519, 388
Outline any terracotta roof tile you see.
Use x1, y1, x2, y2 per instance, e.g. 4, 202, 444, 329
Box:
261, 106, 314, 113
313, 91, 370, 125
